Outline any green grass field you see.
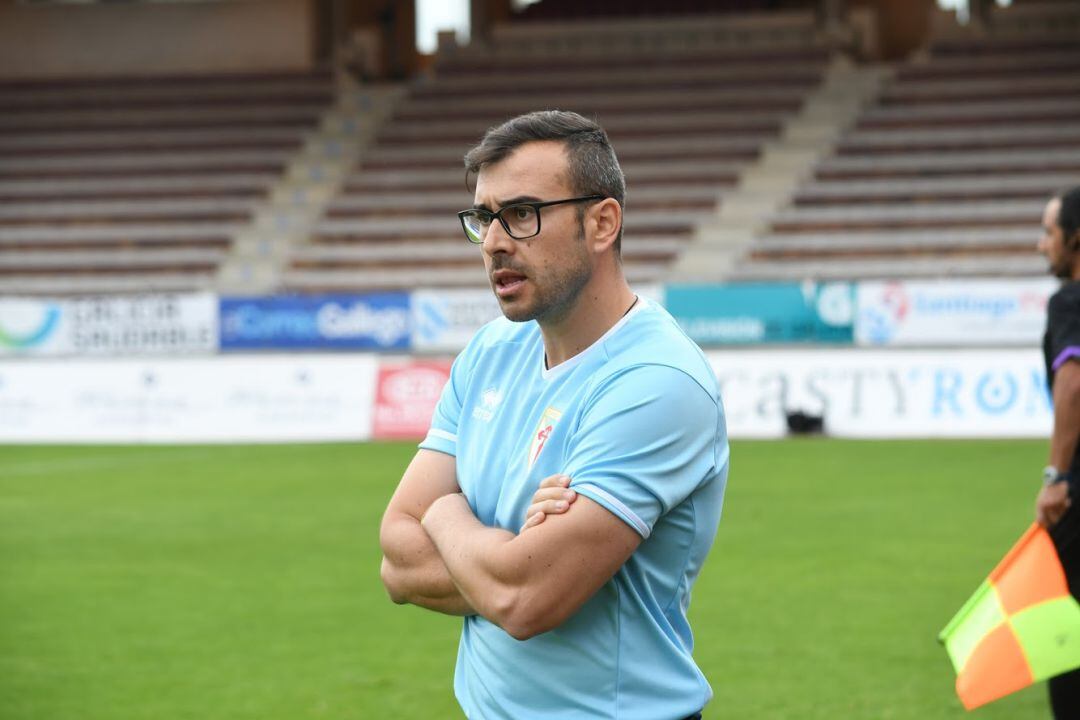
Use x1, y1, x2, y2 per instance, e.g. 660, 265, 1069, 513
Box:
0, 439, 1056, 719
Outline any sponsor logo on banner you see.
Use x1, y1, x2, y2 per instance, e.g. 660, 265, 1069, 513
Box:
707, 349, 1051, 439
856, 279, 1057, 346
665, 282, 854, 345
373, 362, 452, 439
220, 293, 410, 350
410, 285, 663, 353
0, 294, 217, 356
0, 298, 67, 355
411, 289, 502, 353
66, 293, 218, 355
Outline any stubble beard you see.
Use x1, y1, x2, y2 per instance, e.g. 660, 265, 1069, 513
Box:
495, 229, 593, 324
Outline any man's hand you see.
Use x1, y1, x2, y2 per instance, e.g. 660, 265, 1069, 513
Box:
1036, 481, 1071, 528
520, 474, 577, 532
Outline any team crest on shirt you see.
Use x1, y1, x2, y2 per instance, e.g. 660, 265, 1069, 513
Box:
528, 407, 563, 468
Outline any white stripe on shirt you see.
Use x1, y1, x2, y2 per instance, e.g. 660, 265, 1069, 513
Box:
573, 482, 652, 539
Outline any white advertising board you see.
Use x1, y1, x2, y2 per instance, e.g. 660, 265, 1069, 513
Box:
0, 293, 219, 357
709, 349, 1052, 439
855, 279, 1058, 346
0, 355, 377, 443
2, 349, 1049, 444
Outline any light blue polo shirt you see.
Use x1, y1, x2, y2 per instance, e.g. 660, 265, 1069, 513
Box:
420, 298, 729, 720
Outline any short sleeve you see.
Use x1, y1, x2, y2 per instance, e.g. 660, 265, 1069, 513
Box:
1049, 290, 1080, 374
418, 353, 467, 456
563, 365, 725, 539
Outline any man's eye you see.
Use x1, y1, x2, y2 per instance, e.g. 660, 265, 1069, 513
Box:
512, 206, 531, 220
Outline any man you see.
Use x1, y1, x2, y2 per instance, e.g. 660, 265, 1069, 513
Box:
1033, 185, 1080, 719
379, 110, 728, 719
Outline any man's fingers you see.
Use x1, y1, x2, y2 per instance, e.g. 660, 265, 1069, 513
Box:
537, 473, 572, 489
527, 487, 578, 515
521, 478, 577, 532
525, 496, 573, 518
1038, 501, 1069, 528
1037, 500, 1057, 527
520, 511, 546, 533
527, 487, 576, 508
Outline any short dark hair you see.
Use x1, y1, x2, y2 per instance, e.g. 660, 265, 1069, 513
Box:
1057, 185, 1080, 250
464, 110, 626, 251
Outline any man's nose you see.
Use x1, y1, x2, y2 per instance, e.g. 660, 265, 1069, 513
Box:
482, 220, 515, 255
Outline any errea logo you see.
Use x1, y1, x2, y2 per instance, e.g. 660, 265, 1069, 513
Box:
472, 387, 503, 422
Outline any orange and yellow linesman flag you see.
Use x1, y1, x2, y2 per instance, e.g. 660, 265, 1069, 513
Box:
939, 523, 1080, 710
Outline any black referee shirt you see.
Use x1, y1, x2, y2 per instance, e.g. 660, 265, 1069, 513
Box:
1044, 280, 1080, 477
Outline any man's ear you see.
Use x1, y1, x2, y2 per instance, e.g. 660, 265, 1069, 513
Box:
587, 199, 622, 253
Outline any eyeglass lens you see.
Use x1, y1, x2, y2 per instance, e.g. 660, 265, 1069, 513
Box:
463, 204, 538, 242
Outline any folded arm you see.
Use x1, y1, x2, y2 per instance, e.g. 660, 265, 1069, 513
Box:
379, 449, 475, 616
421, 492, 641, 640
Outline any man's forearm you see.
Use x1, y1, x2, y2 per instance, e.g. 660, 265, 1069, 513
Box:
420, 495, 526, 633
421, 492, 641, 641
380, 512, 475, 616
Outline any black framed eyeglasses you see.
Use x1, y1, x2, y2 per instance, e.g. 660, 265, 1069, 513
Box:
458, 195, 605, 244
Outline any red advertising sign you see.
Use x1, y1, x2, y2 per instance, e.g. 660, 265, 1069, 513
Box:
372, 361, 452, 440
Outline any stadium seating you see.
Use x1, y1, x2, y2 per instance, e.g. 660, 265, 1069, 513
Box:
0, 71, 334, 295
282, 9, 830, 292
729, 8, 1080, 281
13, 2, 1074, 294
514, 0, 806, 22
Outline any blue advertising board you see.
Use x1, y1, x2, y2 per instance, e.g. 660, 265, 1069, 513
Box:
219, 293, 410, 350
665, 282, 854, 345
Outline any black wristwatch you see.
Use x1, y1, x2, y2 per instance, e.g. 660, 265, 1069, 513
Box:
1043, 466, 1070, 487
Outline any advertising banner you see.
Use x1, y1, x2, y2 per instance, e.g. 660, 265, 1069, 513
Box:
411, 290, 501, 353
220, 293, 410, 351
0, 293, 217, 356
665, 282, 854, 345
633, 283, 666, 309
708, 349, 1051, 439
372, 361, 452, 439
855, 278, 1058, 346
0, 355, 378, 443
0, 349, 1051, 443
65, 293, 218, 355
410, 284, 665, 353
0, 297, 69, 356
